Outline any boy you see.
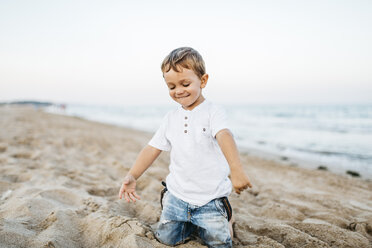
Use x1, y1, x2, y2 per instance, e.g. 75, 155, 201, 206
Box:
118, 47, 252, 247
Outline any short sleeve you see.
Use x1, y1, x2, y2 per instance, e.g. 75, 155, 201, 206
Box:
148, 113, 171, 151
210, 106, 229, 138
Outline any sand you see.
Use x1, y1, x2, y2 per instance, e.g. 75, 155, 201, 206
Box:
0, 106, 371, 248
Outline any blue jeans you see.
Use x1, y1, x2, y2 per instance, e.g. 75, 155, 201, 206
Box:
155, 191, 232, 247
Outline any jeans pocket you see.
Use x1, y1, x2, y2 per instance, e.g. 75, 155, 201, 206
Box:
162, 191, 169, 208
214, 199, 228, 219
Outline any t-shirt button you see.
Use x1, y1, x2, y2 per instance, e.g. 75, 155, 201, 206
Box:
185, 124, 188, 127
184, 130, 188, 133
185, 116, 188, 120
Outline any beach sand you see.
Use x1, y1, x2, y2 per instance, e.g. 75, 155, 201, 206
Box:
0, 106, 371, 248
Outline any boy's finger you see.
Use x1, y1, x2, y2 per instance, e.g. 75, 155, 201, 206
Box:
124, 192, 130, 202
118, 186, 124, 199
129, 193, 137, 202
133, 192, 141, 200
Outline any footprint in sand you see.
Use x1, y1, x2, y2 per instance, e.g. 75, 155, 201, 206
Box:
82, 198, 101, 213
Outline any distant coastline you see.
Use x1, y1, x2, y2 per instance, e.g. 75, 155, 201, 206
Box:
0, 100, 54, 107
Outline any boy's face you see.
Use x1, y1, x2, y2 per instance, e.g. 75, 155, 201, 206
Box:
163, 67, 208, 111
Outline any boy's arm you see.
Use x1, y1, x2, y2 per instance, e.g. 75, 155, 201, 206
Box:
216, 129, 252, 194
118, 145, 162, 202
128, 144, 162, 179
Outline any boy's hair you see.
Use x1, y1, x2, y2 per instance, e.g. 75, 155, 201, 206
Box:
161, 47, 206, 79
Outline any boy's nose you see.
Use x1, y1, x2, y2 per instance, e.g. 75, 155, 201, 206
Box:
175, 88, 185, 95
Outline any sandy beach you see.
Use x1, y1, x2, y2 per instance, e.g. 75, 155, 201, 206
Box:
0, 106, 371, 248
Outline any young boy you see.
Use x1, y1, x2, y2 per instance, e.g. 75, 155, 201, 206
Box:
118, 47, 252, 247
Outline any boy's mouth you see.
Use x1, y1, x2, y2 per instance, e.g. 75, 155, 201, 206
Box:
176, 95, 190, 99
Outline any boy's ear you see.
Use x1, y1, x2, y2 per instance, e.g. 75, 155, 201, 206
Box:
201, 74, 209, 88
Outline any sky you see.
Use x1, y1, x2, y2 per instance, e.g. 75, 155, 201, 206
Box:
1, 0, 371, 106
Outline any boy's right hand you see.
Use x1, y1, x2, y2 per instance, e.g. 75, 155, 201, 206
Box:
118, 174, 141, 203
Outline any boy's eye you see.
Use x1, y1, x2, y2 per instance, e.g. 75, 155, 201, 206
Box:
169, 86, 175, 90
183, 84, 190, 87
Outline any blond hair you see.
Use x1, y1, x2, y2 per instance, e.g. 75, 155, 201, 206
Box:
161, 47, 206, 79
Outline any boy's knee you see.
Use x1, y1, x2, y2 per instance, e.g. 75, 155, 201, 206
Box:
155, 230, 178, 246
199, 228, 232, 248
155, 221, 185, 246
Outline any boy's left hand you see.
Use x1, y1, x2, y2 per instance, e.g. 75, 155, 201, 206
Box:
230, 171, 252, 194
215, 129, 253, 194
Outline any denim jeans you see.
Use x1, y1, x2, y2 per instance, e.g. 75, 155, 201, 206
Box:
155, 191, 232, 247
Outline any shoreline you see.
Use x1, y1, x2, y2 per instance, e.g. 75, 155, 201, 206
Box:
1, 106, 371, 247
238, 145, 371, 181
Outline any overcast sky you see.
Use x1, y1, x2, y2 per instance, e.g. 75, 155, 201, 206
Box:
1, 0, 371, 106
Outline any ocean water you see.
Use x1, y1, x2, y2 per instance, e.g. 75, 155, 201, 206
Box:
50, 103, 372, 179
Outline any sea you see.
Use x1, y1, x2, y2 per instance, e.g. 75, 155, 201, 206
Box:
48, 103, 372, 179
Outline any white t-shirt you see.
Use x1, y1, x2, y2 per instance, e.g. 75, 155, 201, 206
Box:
148, 100, 232, 206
